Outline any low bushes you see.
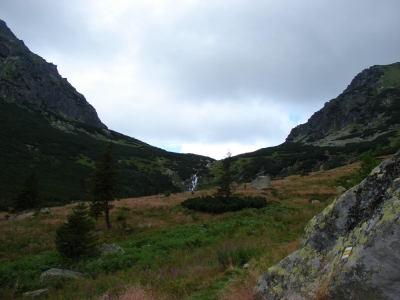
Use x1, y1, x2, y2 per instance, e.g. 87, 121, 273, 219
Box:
181, 195, 267, 213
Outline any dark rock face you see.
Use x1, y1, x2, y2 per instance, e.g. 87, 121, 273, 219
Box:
254, 150, 400, 300
0, 20, 106, 128
286, 63, 400, 146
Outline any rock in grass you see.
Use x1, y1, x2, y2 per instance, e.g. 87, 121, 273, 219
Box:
39, 268, 84, 282
23, 289, 48, 299
97, 243, 125, 256
251, 176, 271, 189
254, 150, 400, 300
8, 212, 34, 221
40, 207, 51, 214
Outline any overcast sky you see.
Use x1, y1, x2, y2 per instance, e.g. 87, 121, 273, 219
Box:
1, 1, 400, 159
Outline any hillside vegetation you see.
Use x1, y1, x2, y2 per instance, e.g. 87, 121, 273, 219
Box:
0, 159, 376, 299
0, 98, 215, 209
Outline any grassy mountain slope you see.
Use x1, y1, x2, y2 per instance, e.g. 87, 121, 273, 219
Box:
0, 19, 215, 209
0, 98, 214, 209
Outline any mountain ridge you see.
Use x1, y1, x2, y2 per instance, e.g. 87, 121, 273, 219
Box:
286, 63, 400, 147
0, 19, 215, 208
0, 19, 106, 128
1, 18, 400, 208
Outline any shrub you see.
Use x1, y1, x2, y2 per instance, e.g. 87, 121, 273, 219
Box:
181, 195, 267, 214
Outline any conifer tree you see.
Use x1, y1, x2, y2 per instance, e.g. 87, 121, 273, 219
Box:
216, 151, 233, 202
16, 169, 40, 210
89, 142, 118, 229
55, 202, 97, 259
359, 150, 379, 178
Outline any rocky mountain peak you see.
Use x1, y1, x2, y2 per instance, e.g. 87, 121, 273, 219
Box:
342, 65, 384, 94
0, 19, 106, 128
286, 62, 400, 147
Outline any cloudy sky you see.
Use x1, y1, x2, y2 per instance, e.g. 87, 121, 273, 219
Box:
1, 1, 400, 159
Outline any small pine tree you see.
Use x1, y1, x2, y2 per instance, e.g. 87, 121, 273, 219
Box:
55, 202, 97, 259
89, 143, 118, 229
359, 150, 379, 178
16, 169, 40, 210
216, 151, 233, 202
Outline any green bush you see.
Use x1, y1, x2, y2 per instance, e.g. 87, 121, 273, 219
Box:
181, 195, 267, 213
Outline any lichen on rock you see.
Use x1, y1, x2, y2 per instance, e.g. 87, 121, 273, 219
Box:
254, 150, 400, 300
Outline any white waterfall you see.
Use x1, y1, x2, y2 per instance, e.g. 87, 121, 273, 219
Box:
188, 174, 198, 192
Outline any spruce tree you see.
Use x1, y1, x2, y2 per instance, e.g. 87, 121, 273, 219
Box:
55, 202, 97, 259
359, 150, 379, 178
89, 143, 118, 229
16, 169, 40, 210
216, 151, 233, 202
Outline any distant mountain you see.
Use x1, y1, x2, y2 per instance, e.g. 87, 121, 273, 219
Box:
0, 20, 214, 209
287, 63, 400, 146
231, 63, 400, 181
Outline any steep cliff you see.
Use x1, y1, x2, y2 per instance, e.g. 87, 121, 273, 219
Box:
254, 150, 400, 299
0, 19, 106, 128
286, 63, 400, 147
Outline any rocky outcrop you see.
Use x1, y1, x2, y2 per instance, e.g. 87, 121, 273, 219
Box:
0, 19, 106, 128
250, 175, 271, 189
254, 150, 400, 300
286, 63, 400, 146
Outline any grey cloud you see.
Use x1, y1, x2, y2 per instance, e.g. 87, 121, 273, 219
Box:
135, 0, 400, 109
0, 0, 119, 63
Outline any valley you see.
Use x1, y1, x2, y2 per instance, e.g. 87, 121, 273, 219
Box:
0, 160, 362, 299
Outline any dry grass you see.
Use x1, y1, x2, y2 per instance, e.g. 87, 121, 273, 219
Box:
99, 285, 157, 300
0, 160, 365, 299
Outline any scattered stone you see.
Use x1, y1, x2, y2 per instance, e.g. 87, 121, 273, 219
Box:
251, 176, 271, 189
243, 263, 249, 269
23, 289, 48, 299
311, 200, 320, 204
337, 186, 346, 193
40, 207, 51, 214
8, 212, 34, 221
39, 268, 84, 282
97, 243, 125, 256
139, 223, 152, 228
259, 190, 267, 195
254, 151, 400, 300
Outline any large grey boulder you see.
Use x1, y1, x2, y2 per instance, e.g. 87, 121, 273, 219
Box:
254, 151, 400, 300
250, 176, 271, 189
39, 268, 84, 282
